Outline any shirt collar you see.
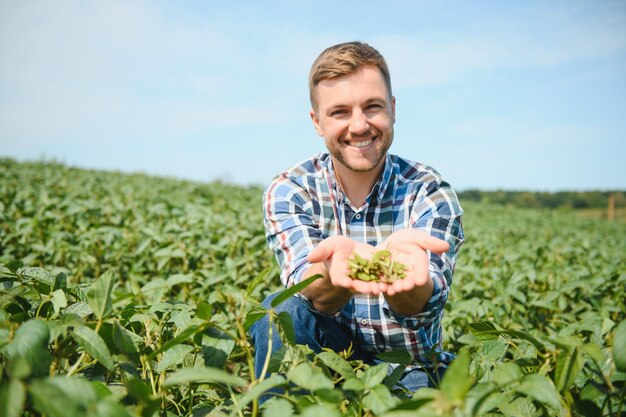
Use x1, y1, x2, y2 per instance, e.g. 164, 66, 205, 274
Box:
321, 152, 393, 205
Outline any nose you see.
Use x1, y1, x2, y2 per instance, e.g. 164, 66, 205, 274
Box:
349, 109, 370, 135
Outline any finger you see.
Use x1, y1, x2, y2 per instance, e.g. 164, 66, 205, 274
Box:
382, 230, 450, 255
351, 279, 380, 295
354, 244, 376, 258
307, 239, 336, 263
413, 232, 450, 254
421, 236, 449, 254
328, 261, 354, 288
389, 276, 412, 294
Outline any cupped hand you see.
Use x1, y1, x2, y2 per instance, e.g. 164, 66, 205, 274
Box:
376, 229, 450, 296
307, 236, 385, 295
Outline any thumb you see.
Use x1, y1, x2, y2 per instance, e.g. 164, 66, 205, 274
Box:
307, 239, 336, 263
415, 233, 450, 254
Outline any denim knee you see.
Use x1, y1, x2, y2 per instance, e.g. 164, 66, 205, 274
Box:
251, 293, 319, 347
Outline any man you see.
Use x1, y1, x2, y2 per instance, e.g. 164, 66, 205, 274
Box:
251, 41, 464, 392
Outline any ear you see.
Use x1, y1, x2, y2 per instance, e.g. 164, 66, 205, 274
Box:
310, 109, 324, 136
391, 96, 396, 124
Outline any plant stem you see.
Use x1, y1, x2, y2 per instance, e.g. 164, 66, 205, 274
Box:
236, 315, 259, 417
258, 313, 274, 382
66, 352, 87, 377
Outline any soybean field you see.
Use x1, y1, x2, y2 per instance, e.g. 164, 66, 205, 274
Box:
0, 159, 624, 417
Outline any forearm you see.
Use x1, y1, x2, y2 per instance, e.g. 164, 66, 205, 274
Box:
299, 263, 354, 315
384, 276, 434, 316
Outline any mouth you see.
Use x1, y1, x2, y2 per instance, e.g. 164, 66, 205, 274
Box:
347, 137, 375, 149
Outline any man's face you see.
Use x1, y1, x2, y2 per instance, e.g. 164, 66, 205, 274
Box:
310, 65, 396, 174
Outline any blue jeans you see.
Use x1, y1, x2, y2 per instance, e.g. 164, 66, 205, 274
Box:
249, 292, 444, 393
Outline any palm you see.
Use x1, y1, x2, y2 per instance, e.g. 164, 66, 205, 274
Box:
376, 229, 449, 296
308, 236, 383, 295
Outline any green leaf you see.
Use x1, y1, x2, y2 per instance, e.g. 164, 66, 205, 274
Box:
246, 265, 273, 296
439, 347, 473, 402
498, 396, 537, 417
50, 289, 67, 315
467, 382, 506, 416
469, 321, 545, 350
4, 319, 51, 377
29, 377, 99, 417
151, 322, 207, 357
376, 350, 413, 366
196, 300, 212, 321
287, 362, 334, 391
469, 321, 498, 338
270, 274, 323, 308
156, 344, 194, 373
164, 366, 246, 387
124, 376, 161, 417
92, 399, 135, 417
514, 373, 562, 409
64, 301, 93, 319
0, 379, 26, 417
112, 319, 142, 354
243, 306, 267, 331
200, 327, 236, 368
166, 273, 193, 288
300, 404, 342, 417
317, 350, 355, 379
362, 363, 389, 389
87, 269, 116, 320
262, 398, 293, 417
232, 375, 287, 415
555, 347, 583, 392
363, 384, 397, 415
613, 320, 626, 371
582, 342, 604, 363
342, 377, 365, 392
19, 267, 54, 294
6, 356, 31, 380
276, 311, 295, 345
316, 388, 344, 403
384, 364, 406, 390
73, 325, 116, 371
53, 272, 67, 291
493, 362, 522, 386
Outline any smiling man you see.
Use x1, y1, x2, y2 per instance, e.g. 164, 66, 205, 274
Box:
251, 41, 464, 393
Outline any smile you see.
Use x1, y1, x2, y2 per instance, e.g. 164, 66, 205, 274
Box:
349, 139, 374, 148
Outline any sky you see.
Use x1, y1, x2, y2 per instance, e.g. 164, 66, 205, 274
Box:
1, 0, 625, 191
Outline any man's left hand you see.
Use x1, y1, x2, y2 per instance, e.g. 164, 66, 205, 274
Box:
376, 229, 449, 296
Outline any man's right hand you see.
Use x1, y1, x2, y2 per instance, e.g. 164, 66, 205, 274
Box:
307, 236, 383, 295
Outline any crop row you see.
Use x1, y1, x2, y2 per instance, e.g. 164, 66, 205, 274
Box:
0, 159, 624, 416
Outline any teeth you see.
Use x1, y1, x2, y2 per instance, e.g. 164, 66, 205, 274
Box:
350, 139, 373, 148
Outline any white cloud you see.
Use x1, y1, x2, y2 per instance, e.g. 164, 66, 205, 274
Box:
374, 3, 626, 89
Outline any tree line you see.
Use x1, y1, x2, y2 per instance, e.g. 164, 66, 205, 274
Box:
457, 189, 625, 210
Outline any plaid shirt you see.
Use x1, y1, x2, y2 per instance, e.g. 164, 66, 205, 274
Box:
263, 152, 464, 367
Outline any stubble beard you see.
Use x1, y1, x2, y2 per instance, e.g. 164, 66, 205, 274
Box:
332, 130, 393, 173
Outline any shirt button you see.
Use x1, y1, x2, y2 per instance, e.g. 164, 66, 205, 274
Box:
360, 318, 369, 326
355, 213, 361, 220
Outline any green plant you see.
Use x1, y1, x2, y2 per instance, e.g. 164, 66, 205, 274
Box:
0, 159, 624, 416
348, 249, 407, 283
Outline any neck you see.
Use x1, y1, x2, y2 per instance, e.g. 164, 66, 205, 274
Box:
333, 159, 385, 208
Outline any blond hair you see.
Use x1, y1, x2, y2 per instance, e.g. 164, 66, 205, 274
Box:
309, 41, 392, 109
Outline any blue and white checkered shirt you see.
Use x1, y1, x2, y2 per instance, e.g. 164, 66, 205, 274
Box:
263, 152, 464, 367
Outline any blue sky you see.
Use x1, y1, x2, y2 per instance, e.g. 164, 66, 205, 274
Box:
1, 0, 625, 190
